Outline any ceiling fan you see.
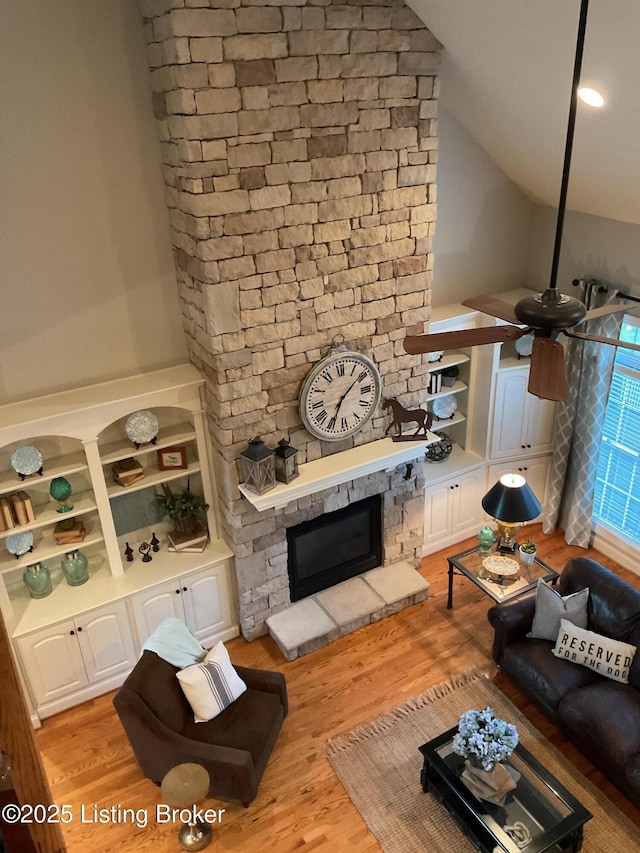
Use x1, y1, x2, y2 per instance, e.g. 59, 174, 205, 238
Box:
404, 0, 640, 402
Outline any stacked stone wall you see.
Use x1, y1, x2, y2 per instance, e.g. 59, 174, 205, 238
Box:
139, 0, 440, 638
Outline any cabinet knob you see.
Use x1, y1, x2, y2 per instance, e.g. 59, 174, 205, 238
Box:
183, 586, 188, 592
77, 626, 83, 632
450, 485, 455, 490
69, 630, 75, 636
176, 589, 181, 595
527, 443, 532, 448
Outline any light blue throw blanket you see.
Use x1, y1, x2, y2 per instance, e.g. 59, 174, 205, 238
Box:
142, 617, 206, 667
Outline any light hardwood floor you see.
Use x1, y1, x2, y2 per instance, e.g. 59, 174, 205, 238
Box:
35, 526, 640, 852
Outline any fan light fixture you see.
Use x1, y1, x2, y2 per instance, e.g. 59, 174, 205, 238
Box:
481, 474, 542, 553
578, 86, 605, 107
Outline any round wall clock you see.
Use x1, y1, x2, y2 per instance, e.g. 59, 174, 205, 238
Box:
299, 346, 382, 441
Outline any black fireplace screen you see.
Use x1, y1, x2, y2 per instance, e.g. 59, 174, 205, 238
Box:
287, 494, 383, 601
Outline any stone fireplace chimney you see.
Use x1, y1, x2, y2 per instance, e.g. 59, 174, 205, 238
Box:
138, 0, 440, 640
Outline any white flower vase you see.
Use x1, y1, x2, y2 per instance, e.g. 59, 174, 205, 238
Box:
461, 760, 520, 806
519, 550, 536, 566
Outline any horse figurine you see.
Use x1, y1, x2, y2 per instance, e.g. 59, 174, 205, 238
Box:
382, 398, 433, 440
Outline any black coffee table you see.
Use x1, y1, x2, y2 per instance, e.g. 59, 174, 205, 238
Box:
420, 726, 592, 853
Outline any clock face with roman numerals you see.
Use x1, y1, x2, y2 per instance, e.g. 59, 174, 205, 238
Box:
299, 348, 382, 441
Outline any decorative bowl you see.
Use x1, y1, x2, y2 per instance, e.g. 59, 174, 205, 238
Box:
425, 432, 453, 463
432, 395, 458, 420
482, 555, 519, 578
6, 530, 35, 557
10, 445, 43, 477
124, 410, 159, 446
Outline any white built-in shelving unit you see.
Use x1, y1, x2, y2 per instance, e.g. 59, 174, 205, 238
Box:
0, 364, 237, 721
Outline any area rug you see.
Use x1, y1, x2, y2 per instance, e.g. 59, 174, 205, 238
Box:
326, 668, 640, 852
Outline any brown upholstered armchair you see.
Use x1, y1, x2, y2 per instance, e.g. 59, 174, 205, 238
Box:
113, 650, 287, 806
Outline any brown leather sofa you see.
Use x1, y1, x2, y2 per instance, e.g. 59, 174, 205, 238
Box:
113, 650, 288, 805
488, 557, 640, 806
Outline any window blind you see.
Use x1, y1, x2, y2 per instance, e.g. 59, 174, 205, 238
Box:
593, 317, 640, 542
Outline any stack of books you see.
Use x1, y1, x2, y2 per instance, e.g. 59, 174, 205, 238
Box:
0, 491, 36, 531
54, 518, 85, 545
427, 372, 443, 395
112, 458, 144, 487
167, 527, 209, 553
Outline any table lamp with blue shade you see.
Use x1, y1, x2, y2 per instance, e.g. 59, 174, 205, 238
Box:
481, 474, 541, 553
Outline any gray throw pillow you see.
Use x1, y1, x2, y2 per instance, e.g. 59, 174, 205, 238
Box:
529, 578, 589, 641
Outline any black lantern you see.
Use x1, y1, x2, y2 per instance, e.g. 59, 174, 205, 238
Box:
239, 436, 276, 495
274, 438, 299, 484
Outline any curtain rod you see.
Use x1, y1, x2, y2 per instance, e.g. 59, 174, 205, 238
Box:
572, 278, 640, 304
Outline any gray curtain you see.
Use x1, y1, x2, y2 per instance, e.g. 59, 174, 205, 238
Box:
542, 287, 624, 546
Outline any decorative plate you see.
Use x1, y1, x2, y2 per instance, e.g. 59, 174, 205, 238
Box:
482, 555, 519, 577
425, 431, 453, 463
515, 333, 534, 358
124, 410, 159, 445
6, 530, 35, 557
10, 445, 43, 477
432, 394, 458, 420
428, 351, 444, 363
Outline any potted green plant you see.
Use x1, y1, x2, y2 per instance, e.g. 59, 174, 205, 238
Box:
519, 538, 537, 565
157, 482, 209, 537
440, 364, 460, 387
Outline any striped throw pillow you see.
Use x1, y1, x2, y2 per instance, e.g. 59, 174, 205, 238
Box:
177, 641, 247, 722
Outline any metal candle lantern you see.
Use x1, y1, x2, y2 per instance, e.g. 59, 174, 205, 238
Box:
274, 438, 299, 485
239, 436, 276, 495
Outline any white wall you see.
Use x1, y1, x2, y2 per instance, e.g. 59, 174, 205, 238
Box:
430, 107, 533, 307
527, 204, 640, 301
0, 0, 187, 404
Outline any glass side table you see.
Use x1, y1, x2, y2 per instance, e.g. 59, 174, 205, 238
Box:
446, 544, 559, 609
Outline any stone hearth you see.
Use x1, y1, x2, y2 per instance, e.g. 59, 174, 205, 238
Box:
267, 562, 429, 660
138, 0, 440, 641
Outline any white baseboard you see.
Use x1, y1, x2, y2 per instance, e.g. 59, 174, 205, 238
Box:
591, 524, 640, 578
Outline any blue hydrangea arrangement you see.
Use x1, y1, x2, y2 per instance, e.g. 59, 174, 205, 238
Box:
452, 707, 518, 771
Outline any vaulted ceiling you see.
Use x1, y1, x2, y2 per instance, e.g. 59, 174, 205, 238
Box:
409, 0, 640, 226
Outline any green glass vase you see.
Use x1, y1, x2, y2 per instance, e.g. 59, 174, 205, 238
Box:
61, 549, 89, 586
23, 562, 52, 599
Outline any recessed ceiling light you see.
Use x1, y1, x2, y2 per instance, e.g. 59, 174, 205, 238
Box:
578, 87, 605, 107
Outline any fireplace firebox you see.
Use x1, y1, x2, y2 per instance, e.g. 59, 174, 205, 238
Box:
287, 495, 383, 601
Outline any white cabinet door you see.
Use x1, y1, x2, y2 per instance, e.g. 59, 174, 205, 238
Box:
130, 581, 185, 648
451, 468, 486, 534
491, 368, 556, 458
524, 396, 556, 454
424, 480, 456, 546
490, 370, 529, 458
15, 622, 88, 708
424, 468, 486, 553
15, 602, 137, 711
182, 565, 232, 646
130, 563, 235, 650
76, 601, 137, 683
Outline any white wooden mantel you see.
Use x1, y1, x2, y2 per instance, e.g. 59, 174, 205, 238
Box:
238, 435, 439, 511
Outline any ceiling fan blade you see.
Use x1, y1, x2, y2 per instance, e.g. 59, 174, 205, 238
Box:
461, 295, 520, 325
583, 302, 633, 322
528, 338, 567, 402
403, 325, 525, 355
564, 329, 640, 353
